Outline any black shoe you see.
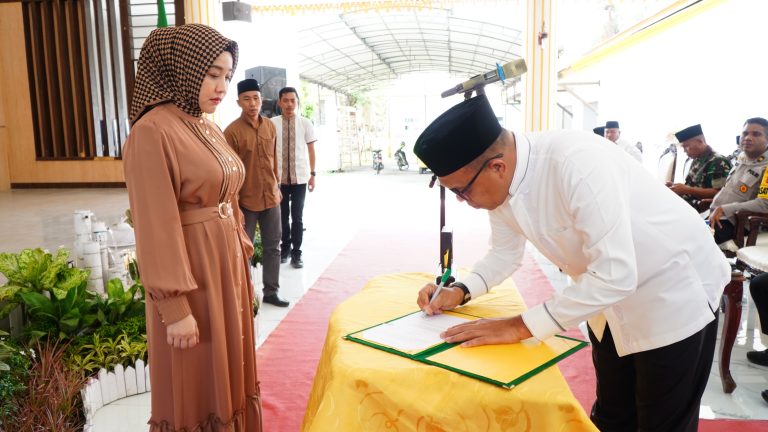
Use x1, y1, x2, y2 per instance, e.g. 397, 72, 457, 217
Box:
746, 349, 768, 367
291, 254, 304, 269
762, 389, 768, 404
262, 294, 289, 307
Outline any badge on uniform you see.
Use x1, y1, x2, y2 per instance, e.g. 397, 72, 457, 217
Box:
740, 184, 748, 193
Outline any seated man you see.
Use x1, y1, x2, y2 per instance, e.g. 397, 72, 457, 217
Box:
745, 273, 768, 404
710, 117, 768, 251
667, 124, 731, 212
604, 120, 642, 163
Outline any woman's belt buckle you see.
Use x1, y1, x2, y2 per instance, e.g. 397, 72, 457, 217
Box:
218, 201, 232, 218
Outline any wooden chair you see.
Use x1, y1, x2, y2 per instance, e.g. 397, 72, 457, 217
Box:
722, 211, 768, 393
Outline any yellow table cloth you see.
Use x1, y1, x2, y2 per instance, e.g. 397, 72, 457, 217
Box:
302, 272, 597, 432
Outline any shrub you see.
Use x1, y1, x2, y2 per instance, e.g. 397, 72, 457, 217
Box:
0, 340, 87, 431
93, 278, 145, 326
251, 224, 264, 266
0, 248, 89, 318
65, 315, 148, 377
0, 336, 31, 420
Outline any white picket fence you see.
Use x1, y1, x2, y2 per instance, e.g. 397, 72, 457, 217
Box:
80, 360, 150, 431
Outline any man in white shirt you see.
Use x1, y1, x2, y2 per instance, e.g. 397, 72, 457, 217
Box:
414, 95, 730, 431
604, 120, 642, 163
271, 87, 317, 269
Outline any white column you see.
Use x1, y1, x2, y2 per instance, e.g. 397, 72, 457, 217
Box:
523, 0, 556, 132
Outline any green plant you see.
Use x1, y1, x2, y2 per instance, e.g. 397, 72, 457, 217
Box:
0, 340, 86, 431
300, 81, 316, 120
250, 224, 264, 266
0, 338, 31, 420
19, 280, 98, 341
66, 332, 147, 376
0, 248, 89, 319
0, 330, 12, 371
65, 315, 147, 376
93, 278, 145, 326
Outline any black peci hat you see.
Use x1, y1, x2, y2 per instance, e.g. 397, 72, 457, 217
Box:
593, 126, 605, 136
237, 78, 260, 95
605, 121, 620, 129
413, 94, 502, 177
674, 124, 704, 142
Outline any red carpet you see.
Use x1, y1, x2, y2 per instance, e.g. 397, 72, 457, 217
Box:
257, 227, 767, 431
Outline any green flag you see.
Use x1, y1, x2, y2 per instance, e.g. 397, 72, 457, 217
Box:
157, 0, 168, 28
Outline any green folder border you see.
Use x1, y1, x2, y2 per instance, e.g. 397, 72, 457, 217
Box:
343, 310, 588, 389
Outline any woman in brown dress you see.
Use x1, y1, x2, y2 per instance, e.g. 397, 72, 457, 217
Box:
123, 24, 262, 431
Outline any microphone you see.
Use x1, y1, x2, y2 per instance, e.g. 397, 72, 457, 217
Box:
441, 59, 527, 98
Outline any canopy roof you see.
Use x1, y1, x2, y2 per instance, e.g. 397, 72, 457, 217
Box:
298, 8, 523, 94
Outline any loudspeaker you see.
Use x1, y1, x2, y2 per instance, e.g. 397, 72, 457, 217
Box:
222, 2, 251, 23
245, 66, 286, 118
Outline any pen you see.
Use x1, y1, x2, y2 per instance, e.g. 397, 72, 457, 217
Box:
427, 268, 452, 312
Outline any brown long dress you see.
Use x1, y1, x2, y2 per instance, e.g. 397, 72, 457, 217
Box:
124, 103, 262, 431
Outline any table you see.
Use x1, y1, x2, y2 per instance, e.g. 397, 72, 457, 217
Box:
301, 272, 597, 432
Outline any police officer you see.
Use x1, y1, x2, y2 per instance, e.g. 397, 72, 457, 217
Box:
667, 124, 731, 212
710, 117, 768, 250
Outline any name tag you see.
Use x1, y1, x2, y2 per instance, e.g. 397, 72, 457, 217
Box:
739, 169, 761, 187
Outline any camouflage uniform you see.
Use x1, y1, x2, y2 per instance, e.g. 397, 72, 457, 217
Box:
682, 146, 731, 208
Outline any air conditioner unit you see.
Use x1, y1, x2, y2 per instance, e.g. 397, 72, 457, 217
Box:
222, 1, 251, 23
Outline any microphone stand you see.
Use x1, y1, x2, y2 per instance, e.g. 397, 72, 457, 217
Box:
432, 87, 485, 284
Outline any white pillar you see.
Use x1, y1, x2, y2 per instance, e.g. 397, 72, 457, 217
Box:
523, 0, 556, 132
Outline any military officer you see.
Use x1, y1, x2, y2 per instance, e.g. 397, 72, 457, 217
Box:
667, 124, 731, 212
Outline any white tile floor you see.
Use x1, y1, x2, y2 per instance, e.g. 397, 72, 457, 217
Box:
1, 166, 767, 431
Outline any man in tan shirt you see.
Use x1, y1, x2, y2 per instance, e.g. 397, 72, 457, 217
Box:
224, 79, 288, 307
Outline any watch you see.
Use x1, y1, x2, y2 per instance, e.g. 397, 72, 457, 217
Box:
451, 282, 472, 305
310, 171, 316, 176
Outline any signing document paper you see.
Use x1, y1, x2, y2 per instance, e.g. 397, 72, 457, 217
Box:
358, 312, 476, 354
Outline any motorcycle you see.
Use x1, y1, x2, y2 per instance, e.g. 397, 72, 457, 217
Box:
394, 142, 409, 171
372, 149, 383, 174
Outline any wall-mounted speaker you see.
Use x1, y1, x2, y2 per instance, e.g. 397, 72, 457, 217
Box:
245, 66, 286, 118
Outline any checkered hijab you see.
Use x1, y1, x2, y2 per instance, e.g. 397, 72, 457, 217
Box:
129, 24, 238, 124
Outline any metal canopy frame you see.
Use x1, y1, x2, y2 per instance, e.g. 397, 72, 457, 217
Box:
298, 8, 523, 94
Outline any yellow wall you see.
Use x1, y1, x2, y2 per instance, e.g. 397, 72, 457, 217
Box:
0, 3, 124, 188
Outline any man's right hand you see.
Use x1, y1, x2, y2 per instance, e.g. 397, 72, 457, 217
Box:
166, 314, 200, 349
417, 283, 464, 316
710, 206, 726, 229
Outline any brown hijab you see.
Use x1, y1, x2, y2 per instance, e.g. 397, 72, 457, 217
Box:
129, 24, 239, 124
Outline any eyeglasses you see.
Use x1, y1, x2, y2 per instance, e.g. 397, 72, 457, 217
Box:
449, 153, 504, 200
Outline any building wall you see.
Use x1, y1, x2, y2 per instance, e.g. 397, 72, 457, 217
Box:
560, 0, 767, 173
0, 2, 124, 189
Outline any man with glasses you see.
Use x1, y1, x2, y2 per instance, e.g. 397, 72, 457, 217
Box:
413, 94, 729, 432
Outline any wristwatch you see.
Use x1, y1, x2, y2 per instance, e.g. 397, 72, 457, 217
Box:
310, 171, 316, 176
451, 282, 472, 305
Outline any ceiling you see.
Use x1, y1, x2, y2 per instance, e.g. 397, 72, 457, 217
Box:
298, 8, 524, 94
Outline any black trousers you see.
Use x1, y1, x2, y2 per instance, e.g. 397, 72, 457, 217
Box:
749, 273, 768, 334
589, 316, 718, 432
280, 183, 307, 256
713, 219, 736, 244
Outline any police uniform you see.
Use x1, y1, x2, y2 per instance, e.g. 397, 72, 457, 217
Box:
710, 149, 768, 244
